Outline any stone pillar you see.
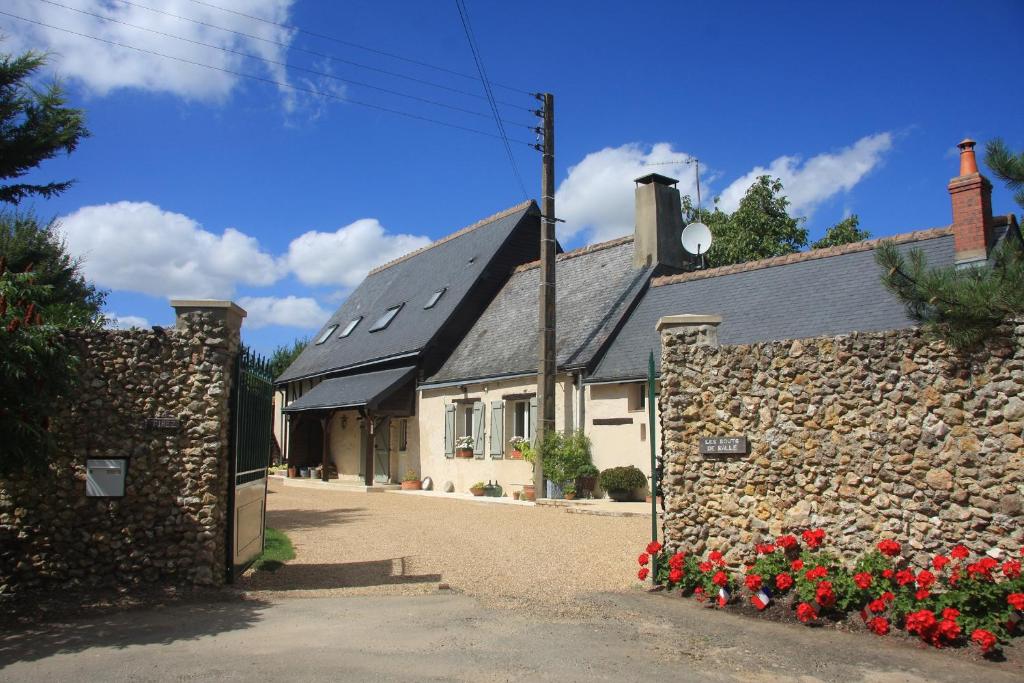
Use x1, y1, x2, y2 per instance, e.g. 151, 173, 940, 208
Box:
656, 314, 722, 348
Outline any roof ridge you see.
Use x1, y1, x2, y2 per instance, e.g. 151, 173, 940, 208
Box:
514, 235, 635, 273
367, 200, 536, 276
651, 226, 953, 288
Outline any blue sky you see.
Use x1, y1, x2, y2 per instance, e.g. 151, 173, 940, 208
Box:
5, 0, 1023, 355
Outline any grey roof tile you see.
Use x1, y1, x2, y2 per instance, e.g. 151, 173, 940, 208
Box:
588, 231, 957, 382
282, 366, 415, 412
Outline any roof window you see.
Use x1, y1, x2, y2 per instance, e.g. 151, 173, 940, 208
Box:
369, 304, 403, 332
424, 288, 446, 309
339, 317, 362, 338
315, 324, 338, 345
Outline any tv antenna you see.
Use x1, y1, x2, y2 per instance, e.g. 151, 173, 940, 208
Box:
680, 158, 711, 268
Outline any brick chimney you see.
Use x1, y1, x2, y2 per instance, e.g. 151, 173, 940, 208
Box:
633, 173, 687, 270
948, 138, 994, 265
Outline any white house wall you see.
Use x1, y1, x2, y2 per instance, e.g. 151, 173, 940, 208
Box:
584, 382, 661, 476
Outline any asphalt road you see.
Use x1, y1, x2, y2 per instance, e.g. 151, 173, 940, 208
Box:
2, 591, 1020, 682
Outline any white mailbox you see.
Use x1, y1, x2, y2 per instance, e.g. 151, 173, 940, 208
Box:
86, 459, 127, 497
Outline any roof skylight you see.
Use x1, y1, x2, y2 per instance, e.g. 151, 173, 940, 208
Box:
339, 317, 362, 338
369, 304, 403, 332
315, 324, 338, 345
424, 288, 446, 309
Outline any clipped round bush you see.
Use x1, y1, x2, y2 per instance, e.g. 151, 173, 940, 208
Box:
599, 465, 647, 495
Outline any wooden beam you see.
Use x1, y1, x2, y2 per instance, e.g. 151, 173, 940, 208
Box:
364, 410, 375, 487
319, 412, 333, 482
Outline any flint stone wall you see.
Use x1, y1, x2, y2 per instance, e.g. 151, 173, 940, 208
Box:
659, 322, 1024, 569
0, 308, 241, 593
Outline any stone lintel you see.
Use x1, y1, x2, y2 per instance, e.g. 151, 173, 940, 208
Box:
656, 314, 722, 332
171, 299, 247, 334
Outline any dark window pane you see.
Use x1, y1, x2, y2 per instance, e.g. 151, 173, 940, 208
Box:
424, 288, 446, 309
369, 304, 403, 332
315, 325, 338, 345
339, 317, 361, 338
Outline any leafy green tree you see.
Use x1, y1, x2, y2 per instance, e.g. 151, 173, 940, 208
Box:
1, 49, 89, 205
270, 336, 310, 379
984, 138, 1024, 210
876, 139, 1024, 349
812, 214, 871, 249
0, 209, 106, 327
0, 258, 77, 474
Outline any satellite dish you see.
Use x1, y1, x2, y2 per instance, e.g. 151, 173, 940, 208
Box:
681, 222, 713, 255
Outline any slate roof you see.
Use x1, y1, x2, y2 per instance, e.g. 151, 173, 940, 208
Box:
424, 237, 652, 385
276, 201, 537, 384
588, 227, 957, 383
281, 366, 416, 412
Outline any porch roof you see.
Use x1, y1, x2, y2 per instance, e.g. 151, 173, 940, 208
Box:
282, 366, 416, 413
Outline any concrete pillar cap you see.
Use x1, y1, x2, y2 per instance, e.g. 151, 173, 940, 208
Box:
656, 314, 722, 332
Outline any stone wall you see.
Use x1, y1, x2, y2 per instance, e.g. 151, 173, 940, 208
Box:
658, 318, 1024, 569
0, 302, 244, 593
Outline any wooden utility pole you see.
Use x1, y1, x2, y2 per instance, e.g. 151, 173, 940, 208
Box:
535, 92, 555, 497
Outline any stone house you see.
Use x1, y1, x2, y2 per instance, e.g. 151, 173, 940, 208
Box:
275, 138, 1020, 495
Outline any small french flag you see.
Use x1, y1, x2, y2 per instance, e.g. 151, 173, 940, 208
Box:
718, 587, 731, 606
751, 587, 772, 610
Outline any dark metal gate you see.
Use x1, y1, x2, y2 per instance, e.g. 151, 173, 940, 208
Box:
226, 346, 274, 581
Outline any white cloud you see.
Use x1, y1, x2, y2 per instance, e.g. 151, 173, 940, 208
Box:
717, 132, 894, 217
105, 313, 150, 329
59, 201, 283, 299
237, 295, 328, 329
286, 219, 431, 287
6, 0, 297, 102
555, 143, 702, 245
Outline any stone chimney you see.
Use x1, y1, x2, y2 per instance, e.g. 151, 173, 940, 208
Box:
633, 173, 688, 270
948, 138, 994, 265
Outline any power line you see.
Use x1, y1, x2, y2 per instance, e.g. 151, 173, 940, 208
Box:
0, 10, 535, 145
108, 0, 534, 113
35, 0, 533, 128
187, 0, 533, 96
454, 0, 529, 200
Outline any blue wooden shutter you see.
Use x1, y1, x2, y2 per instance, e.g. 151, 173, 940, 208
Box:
472, 402, 485, 458
490, 401, 504, 458
444, 404, 455, 458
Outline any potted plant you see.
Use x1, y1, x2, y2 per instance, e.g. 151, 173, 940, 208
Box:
401, 469, 422, 490
287, 464, 298, 478
512, 490, 521, 501
563, 483, 577, 500
598, 465, 647, 501
455, 435, 474, 458
576, 463, 599, 496
469, 481, 486, 496
508, 436, 528, 459
521, 441, 538, 500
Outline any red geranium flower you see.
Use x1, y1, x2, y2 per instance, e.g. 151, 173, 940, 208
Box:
693, 587, 706, 602
868, 598, 886, 613
932, 555, 950, 571
881, 569, 894, 579
853, 572, 873, 590
905, 609, 936, 635
971, 628, 997, 653
936, 618, 960, 643
805, 566, 828, 581
638, 553, 650, 566
776, 535, 798, 550
712, 571, 728, 587
895, 569, 915, 586
877, 539, 901, 557
745, 574, 763, 591
867, 616, 889, 635
951, 545, 970, 560
638, 567, 650, 580
669, 552, 685, 570
646, 541, 663, 555
949, 568, 960, 585
1007, 593, 1024, 611
699, 561, 712, 573
755, 543, 776, 555
791, 559, 804, 572
775, 572, 793, 591
881, 591, 895, 603
915, 589, 930, 601
916, 570, 936, 590
967, 557, 998, 581
942, 607, 960, 621
815, 581, 836, 609
802, 529, 826, 549
1002, 560, 1021, 579
796, 602, 817, 623
669, 567, 683, 584
708, 550, 725, 565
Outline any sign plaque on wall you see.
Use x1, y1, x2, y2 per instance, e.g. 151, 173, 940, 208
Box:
144, 416, 181, 431
699, 436, 748, 455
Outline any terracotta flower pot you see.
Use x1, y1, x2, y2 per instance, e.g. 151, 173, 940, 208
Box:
470, 486, 485, 496
401, 481, 422, 490
288, 466, 298, 478
521, 484, 536, 501
509, 449, 523, 460
456, 448, 474, 458
564, 492, 576, 501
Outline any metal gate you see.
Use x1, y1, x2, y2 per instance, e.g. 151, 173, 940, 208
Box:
227, 346, 274, 581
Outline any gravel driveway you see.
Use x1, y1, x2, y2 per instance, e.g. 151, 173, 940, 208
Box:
241, 480, 649, 617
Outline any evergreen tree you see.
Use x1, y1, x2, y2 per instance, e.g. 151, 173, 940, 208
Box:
270, 336, 310, 379
812, 214, 871, 249
984, 138, 1024, 210
0, 49, 89, 205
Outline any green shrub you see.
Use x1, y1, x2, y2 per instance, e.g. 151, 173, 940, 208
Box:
599, 465, 647, 492
537, 430, 593, 485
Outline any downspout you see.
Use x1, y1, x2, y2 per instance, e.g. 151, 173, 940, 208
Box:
575, 371, 585, 433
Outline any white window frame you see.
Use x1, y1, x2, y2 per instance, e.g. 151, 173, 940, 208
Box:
511, 400, 531, 440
